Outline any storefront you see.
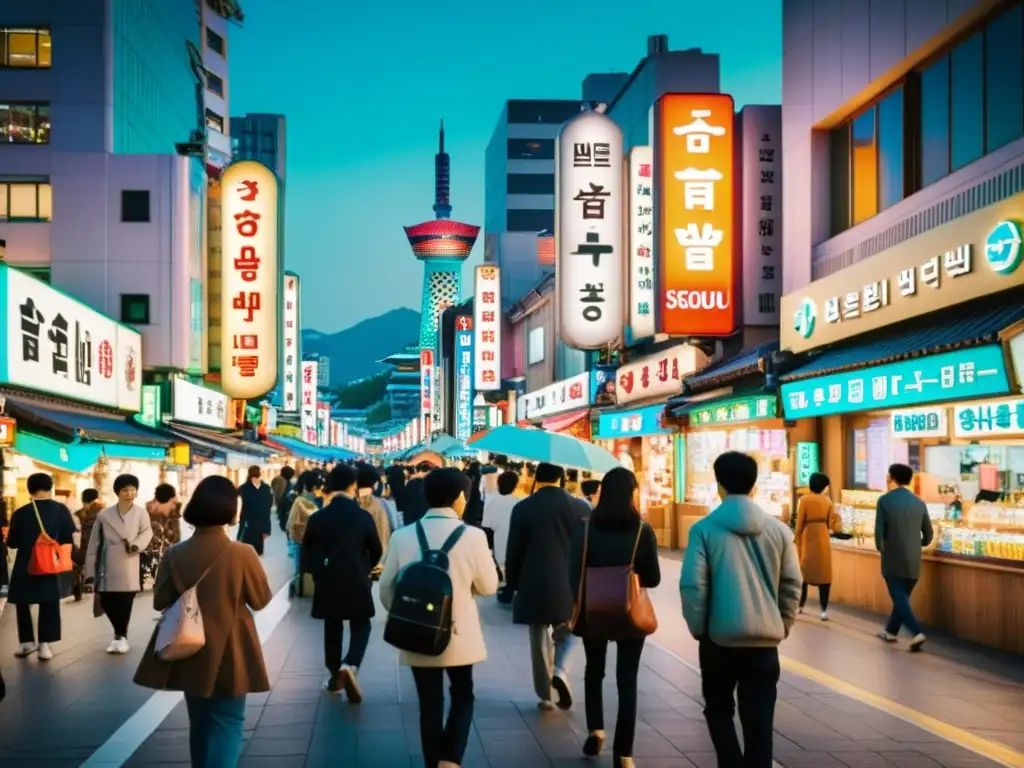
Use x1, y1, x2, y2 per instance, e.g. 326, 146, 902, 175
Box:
778, 199, 1024, 653
516, 371, 592, 441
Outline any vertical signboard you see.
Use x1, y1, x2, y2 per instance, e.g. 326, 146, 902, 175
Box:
741, 106, 781, 325
455, 328, 474, 443
220, 160, 279, 399
556, 111, 624, 349
655, 94, 736, 336
300, 360, 318, 444
420, 349, 434, 438
628, 146, 655, 341
317, 403, 330, 447
282, 272, 300, 412
473, 265, 501, 391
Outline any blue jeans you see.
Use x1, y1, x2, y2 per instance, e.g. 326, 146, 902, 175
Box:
884, 577, 923, 637
184, 694, 247, 767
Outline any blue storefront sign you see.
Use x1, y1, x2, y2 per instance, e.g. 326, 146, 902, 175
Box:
781, 345, 1011, 419
455, 331, 474, 443
597, 404, 673, 438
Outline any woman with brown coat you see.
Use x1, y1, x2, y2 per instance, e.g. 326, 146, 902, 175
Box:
134, 476, 272, 768
794, 472, 842, 620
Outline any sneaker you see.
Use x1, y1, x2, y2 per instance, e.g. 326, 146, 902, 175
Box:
340, 665, 363, 703
583, 731, 605, 757
909, 633, 927, 652
537, 700, 556, 711
325, 671, 343, 695
14, 643, 37, 658
37, 643, 53, 661
797, 606, 804, 614
106, 638, 121, 654
551, 673, 573, 710
876, 631, 897, 643
115, 638, 131, 654
614, 756, 635, 768
820, 611, 829, 622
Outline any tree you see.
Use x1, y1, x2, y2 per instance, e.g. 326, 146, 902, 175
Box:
335, 371, 390, 409
365, 400, 391, 425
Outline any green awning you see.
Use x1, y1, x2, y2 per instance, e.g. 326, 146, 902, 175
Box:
14, 431, 167, 474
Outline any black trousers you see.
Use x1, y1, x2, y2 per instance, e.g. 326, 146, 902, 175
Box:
411, 665, 474, 768
99, 592, 136, 638
16, 601, 61, 644
583, 636, 645, 757
699, 641, 780, 768
323, 617, 372, 673
799, 582, 831, 611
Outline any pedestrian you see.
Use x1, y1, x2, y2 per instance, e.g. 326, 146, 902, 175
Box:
357, 465, 392, 564
286, 470, 323, 597
378, 468, 499, 768
480, 470, 520, 579
134, 475, 272, 768
463, 461, 484, 527
580, 479, 601, 509
73, 488, 105, 601
681, 451, 802, 768
504, 462, 588, 711
301, 463, 383, 701
402, 463, 433, 526
794, 472, 841, 620
386, 465, 407, 514
272, 465, 295, 510
875, 463, 934, 650
237, 466, 273, 556
85, 474, 153, 654
568, 467, 660, 766
6, 472, 77, 661
143, 483, 181, 589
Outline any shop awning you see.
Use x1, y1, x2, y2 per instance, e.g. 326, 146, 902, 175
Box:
264, 434, 357, 462
4, 395, 170, 446
13, 430, 168, 473
670, 392, 779, 424
684, 341, 778, 391
781, 293, 1024, 383
164, 422, 276, 467
541, 409, 591, 432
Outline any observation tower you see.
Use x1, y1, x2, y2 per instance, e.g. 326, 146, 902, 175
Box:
404, 120, 480, 350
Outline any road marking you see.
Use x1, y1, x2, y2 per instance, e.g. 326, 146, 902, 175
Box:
80, 581, 294, 768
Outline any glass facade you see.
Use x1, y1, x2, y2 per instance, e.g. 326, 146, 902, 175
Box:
608, 65, 656, 153
507, 209, 554, 233
507, 174, 555, 195
507, 139, 554, 160
950, 30, 984, 171
920, 55, 950, 187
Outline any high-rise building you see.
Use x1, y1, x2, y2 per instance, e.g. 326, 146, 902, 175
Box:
582, 72, 629, 105
230, 113, 287, 180
0, 0, 208, 373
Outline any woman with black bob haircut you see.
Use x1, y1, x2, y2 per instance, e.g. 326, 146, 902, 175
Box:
568, 467, 661, 766
184, 475, 241, 528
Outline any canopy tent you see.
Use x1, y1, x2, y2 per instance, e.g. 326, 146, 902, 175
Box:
264, 434, 359, 463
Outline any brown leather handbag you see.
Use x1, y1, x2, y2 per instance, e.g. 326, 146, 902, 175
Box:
576, 520, 658, 640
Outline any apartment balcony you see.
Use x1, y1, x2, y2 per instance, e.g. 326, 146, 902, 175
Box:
206, 128, 232, 170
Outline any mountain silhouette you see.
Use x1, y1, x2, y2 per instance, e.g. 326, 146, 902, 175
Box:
302, 307, 420, 388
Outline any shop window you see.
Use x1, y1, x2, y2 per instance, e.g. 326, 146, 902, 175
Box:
847, 418, 891, 492
121, 294, 151, 325
121, 190, 151, 223
950, 30, 984, 171
829, 125, 851, 235
0, 103, 51, 144
877, 89, 904, 211
984, 5, 1024, 153
919, 55, 951, 187
0, 180, 52, 221
850, 107, 878, 225
1, 27, 51, 68
206, 70, 224, 97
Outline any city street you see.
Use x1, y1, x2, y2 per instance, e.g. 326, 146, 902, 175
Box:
1, 540, 1021, 767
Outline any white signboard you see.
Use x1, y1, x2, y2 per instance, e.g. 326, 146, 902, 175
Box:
300, 360, 318, 444
221, 160, 279, 400
172, 378, 230, 429
420, 349, 434, 436
890, 407, 947, 439
4, 266, 142, 411
557, 111, 624, 349
282, 273, 299, 412
517, 372, 591, 421
473, 265, 501, 391
528, 326, 545, 365
954, 399, 1024, 438
741, 106, 781, 325
615, 344, 707, 406
628, 146, 655, 340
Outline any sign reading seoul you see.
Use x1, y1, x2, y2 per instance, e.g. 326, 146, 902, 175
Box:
780, 346, 1010, 419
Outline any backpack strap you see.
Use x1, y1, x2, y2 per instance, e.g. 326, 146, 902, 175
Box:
439, 524, 465, 554
415, 521, 431, 556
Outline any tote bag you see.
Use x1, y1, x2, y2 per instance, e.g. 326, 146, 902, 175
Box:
27, 501, 73, 576
153, 545, 228, 662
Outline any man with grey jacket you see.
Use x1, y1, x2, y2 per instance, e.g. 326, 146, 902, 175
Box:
875, 463, 933, 651
681, 451, 801, 768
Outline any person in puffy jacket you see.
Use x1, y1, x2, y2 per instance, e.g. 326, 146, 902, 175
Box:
287, 470, 324, 597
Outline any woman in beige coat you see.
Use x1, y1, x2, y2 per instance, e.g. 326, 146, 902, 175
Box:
794, 472, 842, 620
85, 474, 153, 654
135, 475, 272, 768
379, 468, 498, 768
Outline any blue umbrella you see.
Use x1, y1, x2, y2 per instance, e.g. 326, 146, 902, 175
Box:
470, 425, 619, 472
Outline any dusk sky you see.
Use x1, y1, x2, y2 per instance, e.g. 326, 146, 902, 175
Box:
230, 0, 782, 333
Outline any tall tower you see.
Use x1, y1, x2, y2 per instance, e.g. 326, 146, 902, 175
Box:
404, 120, 480, 350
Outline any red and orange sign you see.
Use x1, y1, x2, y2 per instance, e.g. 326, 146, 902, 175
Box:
656, 93, 736, 337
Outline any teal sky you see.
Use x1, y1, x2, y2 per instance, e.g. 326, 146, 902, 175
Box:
230, 0, 782, 333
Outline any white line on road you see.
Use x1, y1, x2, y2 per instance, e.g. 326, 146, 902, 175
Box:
79, 581, 294, 768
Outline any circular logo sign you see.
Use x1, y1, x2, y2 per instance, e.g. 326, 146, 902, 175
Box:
985, 220, 1023, 275
793, 298, 817, 339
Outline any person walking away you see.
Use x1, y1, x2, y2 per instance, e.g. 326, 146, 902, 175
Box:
875, 463, 934, 650
134, 475, 272, 767
73, 488, 105, 601
568, 468, 660, 766
385, 465, 408, 522
402, 463, 432, 526
272, 466, 295, 510
379, 468, 499, 768
463, 462, 484, 527
794, 472, 841, 620
357, 465, 392, 569
84, 474, 153, 654
301, 464, 383, 701
581, 479, 601, 509
681, 451, 802, 768
237, 466, 273, 556
143, 483, 181, 589
481, 470, 519, 583
286, 470, 323, 597
504, 462, 588, 711
6, 473, 77, 661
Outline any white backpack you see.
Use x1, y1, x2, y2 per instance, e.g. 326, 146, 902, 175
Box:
153, 548, 226, 662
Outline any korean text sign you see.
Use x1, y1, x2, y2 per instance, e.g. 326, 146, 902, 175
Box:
557, 111, 624, 349
780, 346, 1010, 419
282, 273, 300, 412
740, 106, 781, 325
221, 160, 279, 400
954, 398, 1024, 438
517, 372, 591, 421
300, 360, 318, 444
597, 405, 673, 438
420, 349, 434, 435
615, 344, 707, 406
172, 379, 230, 429
455, 330, 474, 443
656, 93, 736, 337
628, 146, 655, 341
473, 266, 501, 391
2, 265, 142, 411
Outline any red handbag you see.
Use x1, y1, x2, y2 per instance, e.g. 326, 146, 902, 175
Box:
27, 500, 74, 576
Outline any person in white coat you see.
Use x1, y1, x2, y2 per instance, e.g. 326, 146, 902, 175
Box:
85, 474, 153, 654
379, 468, 499, 768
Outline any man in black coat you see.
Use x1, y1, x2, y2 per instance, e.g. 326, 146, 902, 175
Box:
505, 462, 589, 711
302, 463, 383, 702
400, 462, 432, 526
238, 466, 274, 556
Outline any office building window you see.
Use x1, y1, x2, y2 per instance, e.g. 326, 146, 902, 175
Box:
0, 180, 51, 220
206, 70, 224, 97
0, 103, 50, 144
205, 108, 224, 134
829, 126, 851, 235
507, 139, 554, 160
507, 101, 583, 124
121, 294, 151, 325
507, 174, 555, 195
951, 30, 984, 171
877, 88, 904, 211
206, 27, 225, 56
850, 107, 878, 225
985, 5, 1024, 154
919, 55, 951, 187
121, 190, 150, 223
507, 209, 554, 233
0, 27, 51, 68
